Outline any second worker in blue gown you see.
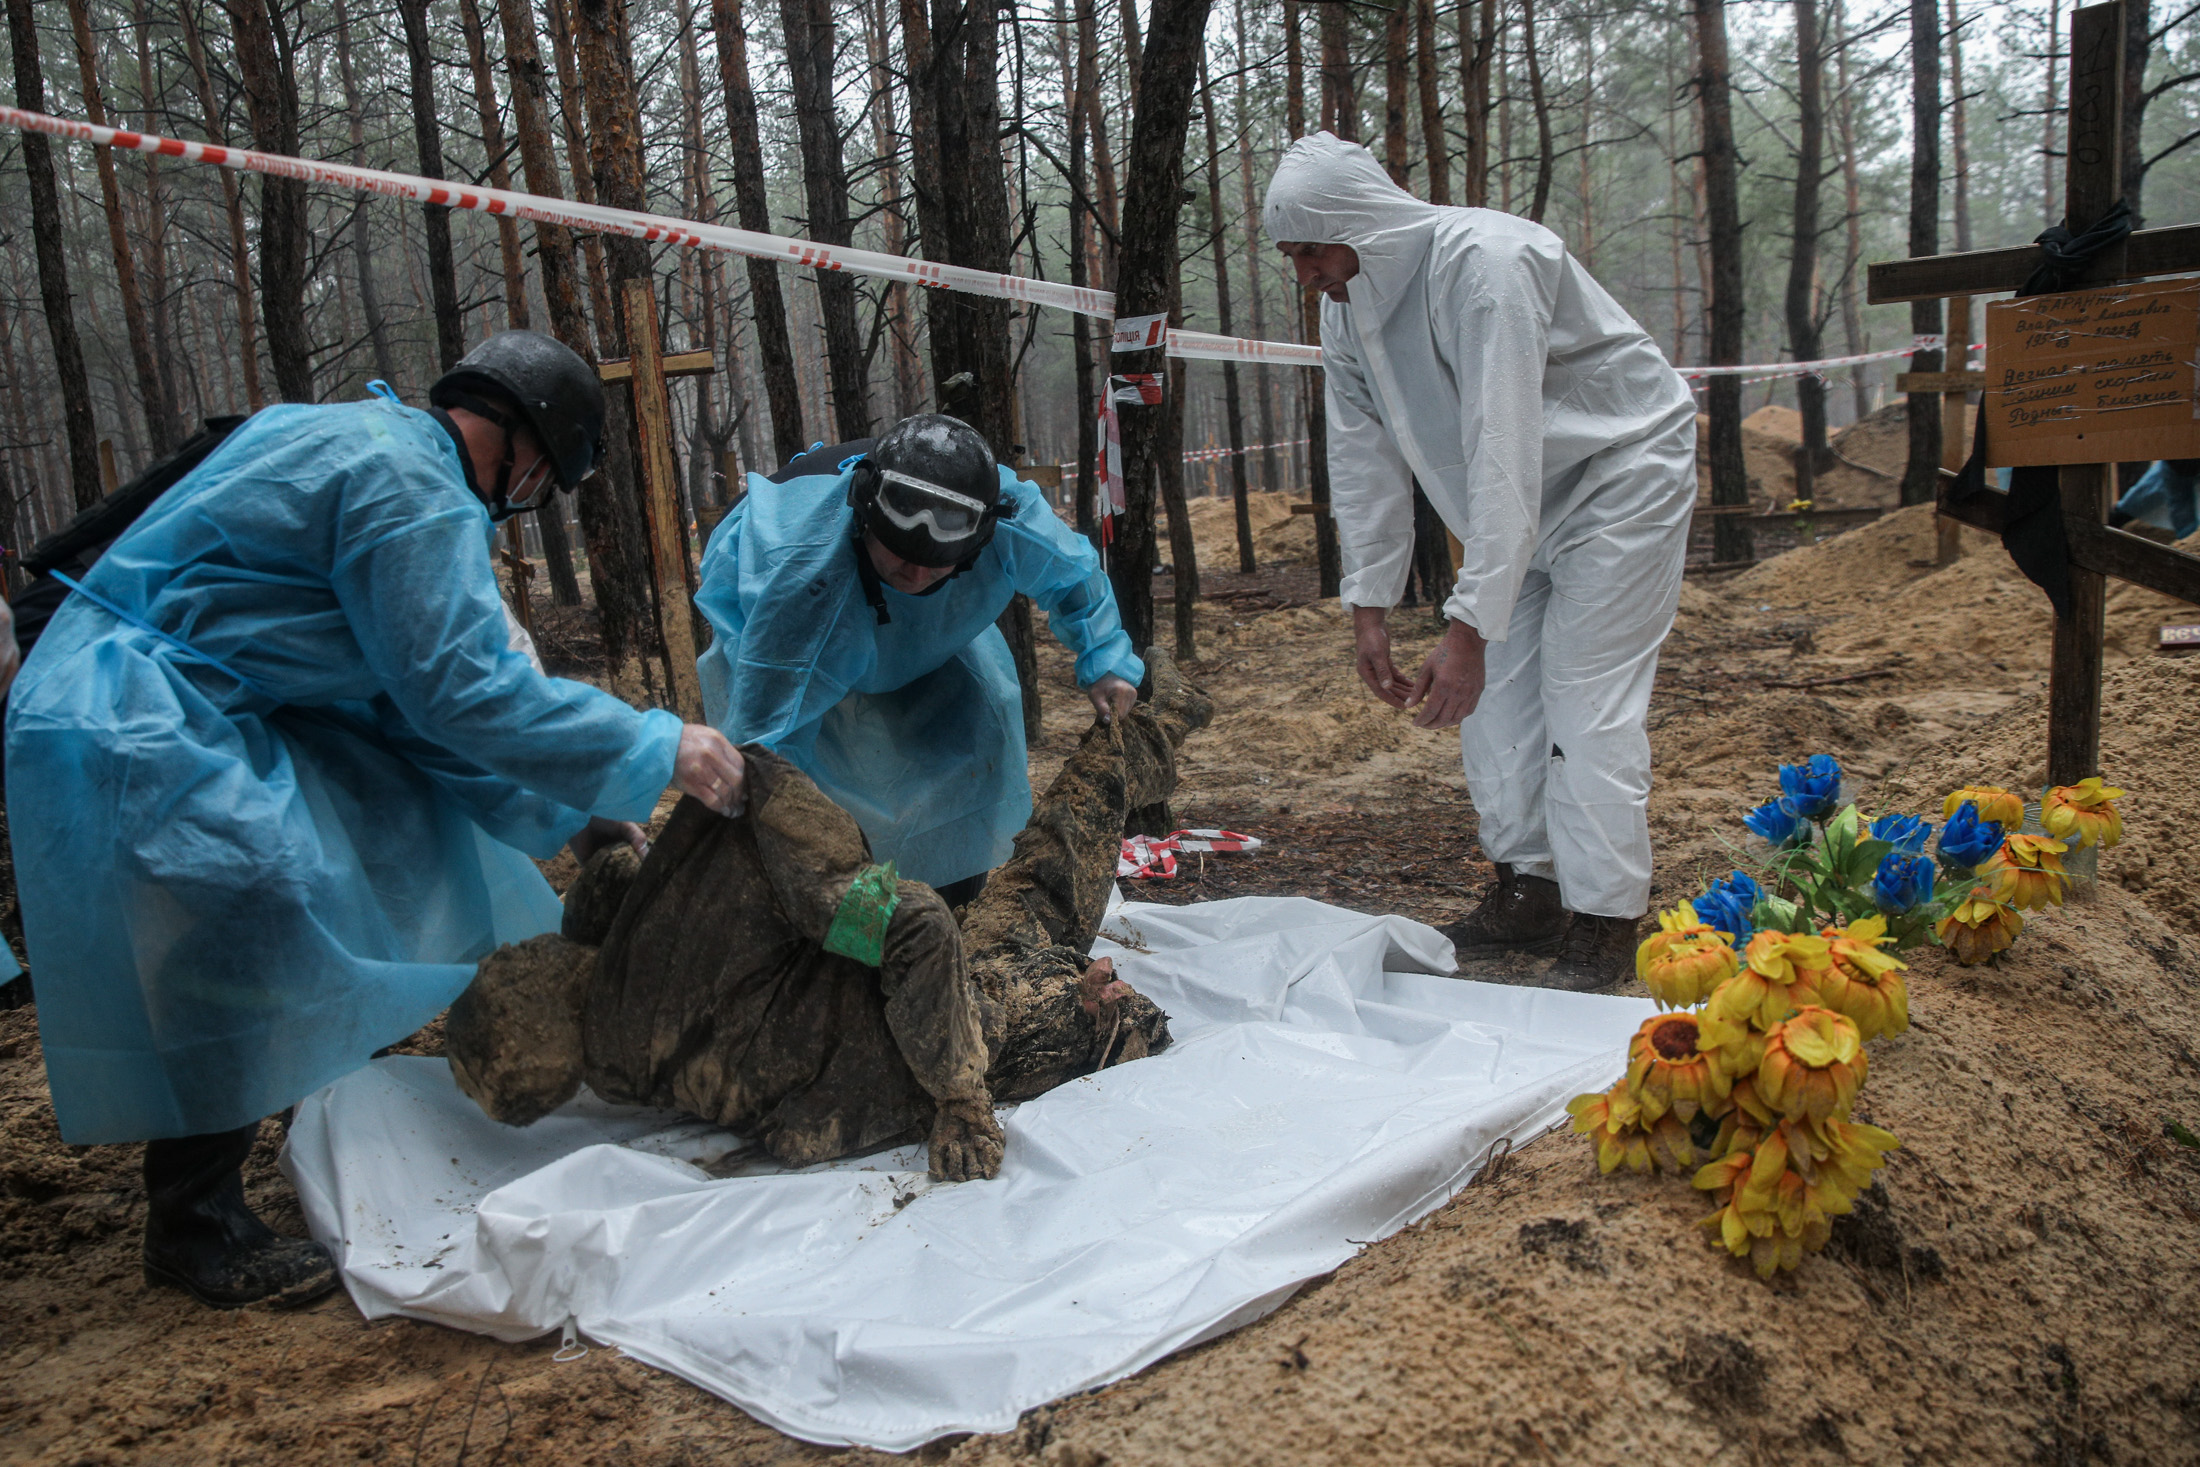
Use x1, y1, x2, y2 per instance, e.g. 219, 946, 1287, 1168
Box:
696, 414, 1144, 906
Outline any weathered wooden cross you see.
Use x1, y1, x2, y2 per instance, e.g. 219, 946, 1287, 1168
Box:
1868, 0, 2200, 790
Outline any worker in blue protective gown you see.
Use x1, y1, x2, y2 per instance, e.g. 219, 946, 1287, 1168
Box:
5, 331, 747, 1309
696, 413, 1144, 906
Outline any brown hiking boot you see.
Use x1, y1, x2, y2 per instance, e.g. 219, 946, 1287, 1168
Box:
1545, 913, 1643, 992
1439, 863, 1567, 956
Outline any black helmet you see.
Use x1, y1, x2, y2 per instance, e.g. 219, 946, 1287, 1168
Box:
429, 330, 605, 491
846, 413, 1015, 569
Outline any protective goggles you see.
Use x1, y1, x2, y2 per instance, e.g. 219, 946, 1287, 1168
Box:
871, 468, 992, 543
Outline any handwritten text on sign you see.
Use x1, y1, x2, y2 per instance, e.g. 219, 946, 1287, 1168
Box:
1984, 277, 2200, 468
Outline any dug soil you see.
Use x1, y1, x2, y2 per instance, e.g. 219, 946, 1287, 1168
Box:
5, 505, 2200, 1464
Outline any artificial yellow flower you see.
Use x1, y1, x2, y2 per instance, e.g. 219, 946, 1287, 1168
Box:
1708, 1074, 1776, 1158
1756, 1008, 1868, 1123
1636, 901, 1740, 1009
1708, 930, 1831, 1030
1566, 1081, 1696, 1174
2042, 777, 2125, 851
1983, 833, 2071, 911
1625, 1011, 1732, 1122
1936, 886, 2024, 965
1695, 1006, 1768, 1085
1787, 1115, 1901, 1209
1943, 784, 2025, 829
1817, 915, 1911, 1040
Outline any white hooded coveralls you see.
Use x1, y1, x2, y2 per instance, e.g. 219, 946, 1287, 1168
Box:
1264, 134, 1696, 918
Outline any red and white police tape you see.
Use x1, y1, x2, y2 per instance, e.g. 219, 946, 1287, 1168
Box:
0, 106, 1979, 385
0, 105, 1313, 367
1118, 830, 1265, 881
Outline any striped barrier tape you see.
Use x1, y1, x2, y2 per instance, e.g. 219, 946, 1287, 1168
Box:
0, 108, 1989, 390
0, 104, 1313, 367
1118, 829, 1265, 880
1679, 338, 1985, 384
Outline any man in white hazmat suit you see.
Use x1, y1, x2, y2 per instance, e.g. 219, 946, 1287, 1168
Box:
1263, 133, 1696, 990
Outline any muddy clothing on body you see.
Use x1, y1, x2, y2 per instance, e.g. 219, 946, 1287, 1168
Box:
449, 670, 1207, 1171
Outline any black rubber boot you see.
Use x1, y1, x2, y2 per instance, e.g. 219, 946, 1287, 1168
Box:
1545, 913, 1644, 992
1440, 863, 1568, 956
143, 1123, 339, 1310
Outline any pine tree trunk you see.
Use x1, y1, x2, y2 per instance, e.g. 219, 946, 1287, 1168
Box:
906, 0, 1015, 451
128, 0, 184, 438
544, 0, 619, 339
1416, 0, 1450, 205
458, 0, 531, 332
1384, 2, 1411, 186
1073, 0, 1121, 278
710, 0, 808, 464
866, 0, 925, 419
1462, 0, 1495, 206
394, 0, 466, 372
1785, 0, 1829, 491
496, 0, 594, 606
1232, 0, 1278, 493
1523, 0, 1555, 222
332, 0, 403, 390
1693, 0, 1752, 563
1055, 0, 1098, 534
1285, 0, 1305, 139
65, 0, 176, 453
1318, 0, 1356, 140
1108, 0, 1215, 653
573, 0, 677, 681
1159, 354, 1198, 663
7, 0, 102, 508
1201, 54, 1255, 574
1832, 0, 1873, 421
178, 0, 264, 412
781, 0, 873, 440
1901, 0, 1943, 508
226, 0, 312, 403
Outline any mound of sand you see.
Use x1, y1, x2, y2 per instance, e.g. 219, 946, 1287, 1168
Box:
6, 501, 2200, 1464
1185, 490, 1319, 573
1700, 401, 1910, 512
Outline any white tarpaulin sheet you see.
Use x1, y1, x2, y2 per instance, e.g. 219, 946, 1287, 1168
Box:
282, 895, 1652, 1450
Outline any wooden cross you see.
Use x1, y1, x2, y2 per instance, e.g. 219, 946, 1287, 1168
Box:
603, 286, 717, 724
1867, 0, 2200, 789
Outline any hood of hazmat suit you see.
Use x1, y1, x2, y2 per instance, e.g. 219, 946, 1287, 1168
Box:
1262, 132, 1696, 640
696, 465, 1141, 889
5, 399, 682, 1144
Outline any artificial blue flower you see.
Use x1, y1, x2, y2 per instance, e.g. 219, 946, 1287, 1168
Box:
1694, 870, 1764, 943
1743, 796, 1809, 847
1937, 801, 2004, 869
1716, 869, 1765, 908
1869, 852, 1937, 913
1777, 754, 1844, 820
1870, 813, 1932, 855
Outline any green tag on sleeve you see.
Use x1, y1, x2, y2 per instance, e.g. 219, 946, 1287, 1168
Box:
821, 861, 901, 967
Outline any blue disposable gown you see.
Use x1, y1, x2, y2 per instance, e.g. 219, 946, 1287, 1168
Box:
696, 467, 1141, 888
6, 400, 683, 1144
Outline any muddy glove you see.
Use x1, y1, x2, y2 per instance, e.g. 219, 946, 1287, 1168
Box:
928, 1096, 1005, 1182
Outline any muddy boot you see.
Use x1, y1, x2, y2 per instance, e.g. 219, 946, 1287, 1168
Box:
143, 1124, 338, 1309
1545, 913, 1644, 992
1440, 864, 1567, 957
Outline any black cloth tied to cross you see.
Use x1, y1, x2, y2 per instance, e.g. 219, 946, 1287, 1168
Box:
1946, 200, 2135, 619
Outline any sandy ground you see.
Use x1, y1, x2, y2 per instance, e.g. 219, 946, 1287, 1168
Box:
4, 507, 2200, 1464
